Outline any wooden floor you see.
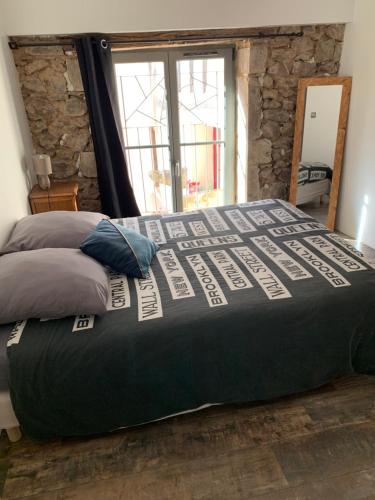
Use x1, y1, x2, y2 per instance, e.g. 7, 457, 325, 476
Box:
302, 203, 329, 225
1, 240, 374, 500
1, 375, 375, 499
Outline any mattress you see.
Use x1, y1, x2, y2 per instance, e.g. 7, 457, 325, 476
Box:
2, 199, 375, 439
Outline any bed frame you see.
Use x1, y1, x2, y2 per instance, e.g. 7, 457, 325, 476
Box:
296, 179, 331, 206
0, 391, 21, 442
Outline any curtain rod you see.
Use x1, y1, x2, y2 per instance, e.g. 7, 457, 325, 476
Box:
8, 31, 303, 49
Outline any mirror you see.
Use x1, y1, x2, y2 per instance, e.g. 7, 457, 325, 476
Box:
289, 77, 352, 230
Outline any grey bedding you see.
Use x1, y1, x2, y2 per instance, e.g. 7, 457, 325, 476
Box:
0, 249, 109, 324
1, 211, 108, 254
2, 199, 375, 439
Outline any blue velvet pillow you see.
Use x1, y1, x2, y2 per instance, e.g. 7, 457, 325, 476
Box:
80, 219, 159, 278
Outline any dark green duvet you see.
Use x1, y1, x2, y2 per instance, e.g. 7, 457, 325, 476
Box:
4, 199, 375, 439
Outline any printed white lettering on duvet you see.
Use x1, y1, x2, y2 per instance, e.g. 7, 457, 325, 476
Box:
157, 249, 195, 299
277, 199, 312, 219
207, 250, 252, 290
202, 207, 229, 232
231, 247, 291, 300
189, 220, 210, 237
268, 222, 326, 237
224, 209, 256, 233
177, 234, 243, 251
121, 216, 140, 233
7, 320, 27, 347
186, 254, 227, 307
246, 209, 275, 226
251, 235, 312, 280
72, 315, 95, 332
145, 219, 167, 244
163, 210, 199, 218
304, 236, 366, 272
238, 199, 276, 207
270, 208, 297, 224
107, 271, 131, 310
284, 240, 350, 288
327, 234, 375, 270
166, 220, 188, 239
135, 268, 163, 321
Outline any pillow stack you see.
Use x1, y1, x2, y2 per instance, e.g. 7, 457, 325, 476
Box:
0, 211, 110, 325
0, 211, 159, 325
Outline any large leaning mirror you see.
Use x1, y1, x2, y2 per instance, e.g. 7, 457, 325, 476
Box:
289, 77, 352, 230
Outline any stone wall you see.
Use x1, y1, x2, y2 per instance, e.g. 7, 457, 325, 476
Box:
11, 24, 345, 210
245, 23, 345, 200
12, 46, 101, 211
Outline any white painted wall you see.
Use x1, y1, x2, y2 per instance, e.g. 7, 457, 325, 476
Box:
0, 16, 34, 247
301, 85, 342, 168
1, 0, 354, 36
337, 0, 375, 248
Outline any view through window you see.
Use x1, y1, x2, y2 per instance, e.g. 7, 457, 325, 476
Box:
114, 49, 234, 215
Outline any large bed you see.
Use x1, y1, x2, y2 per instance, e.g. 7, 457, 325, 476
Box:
1, 199, 375, 439
297, 162, 332, 206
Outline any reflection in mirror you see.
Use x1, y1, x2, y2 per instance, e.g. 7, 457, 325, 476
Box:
296, 85, 342, 225
290, 77, 351, 230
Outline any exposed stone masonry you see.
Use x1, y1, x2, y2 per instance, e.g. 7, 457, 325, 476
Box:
11, 23, 345, 211
245, 23, 345, 200
12, 46, 101, 211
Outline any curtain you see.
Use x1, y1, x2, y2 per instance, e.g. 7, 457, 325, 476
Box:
75, 36, 140, 218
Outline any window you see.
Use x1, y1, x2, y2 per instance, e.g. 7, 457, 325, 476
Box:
114, 47, 235, 214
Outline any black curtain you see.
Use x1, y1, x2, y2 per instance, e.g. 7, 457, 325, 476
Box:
75, 36, 140, 218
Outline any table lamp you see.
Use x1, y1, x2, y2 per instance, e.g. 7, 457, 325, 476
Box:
32, 154, 52, 190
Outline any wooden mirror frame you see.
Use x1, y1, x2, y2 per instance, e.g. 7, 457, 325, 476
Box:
289, 76, 352, 230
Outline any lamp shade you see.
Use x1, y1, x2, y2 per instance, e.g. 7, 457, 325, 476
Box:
32, 154, 52, 176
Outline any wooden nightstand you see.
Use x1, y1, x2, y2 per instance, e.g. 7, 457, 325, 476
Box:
29, 181, 79, 214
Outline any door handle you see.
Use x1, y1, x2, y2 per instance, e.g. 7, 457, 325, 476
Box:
175, 161, 181, 177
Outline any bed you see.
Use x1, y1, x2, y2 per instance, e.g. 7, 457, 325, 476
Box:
297, 162, 332, 206
1, 199, 375, 439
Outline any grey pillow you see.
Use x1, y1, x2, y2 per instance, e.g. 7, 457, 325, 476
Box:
1, 211, 108, 254
0, 249, 109, 324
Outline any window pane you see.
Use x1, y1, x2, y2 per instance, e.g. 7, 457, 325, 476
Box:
176, 58, 225, 144
115, 60, 173, 215
180, 143, 225, 211
115, 62, 169, 147
125, 146, 173, 215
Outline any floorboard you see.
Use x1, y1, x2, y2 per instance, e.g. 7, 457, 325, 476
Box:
1, 375, 375, 499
